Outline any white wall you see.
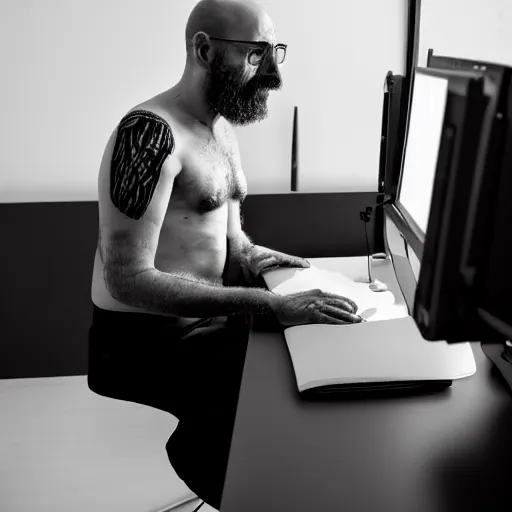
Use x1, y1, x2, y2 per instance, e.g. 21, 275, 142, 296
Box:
418, 0, 512, 67
0, 0, 406, 203
234, 0, 406, 193
0, 0, 195, 203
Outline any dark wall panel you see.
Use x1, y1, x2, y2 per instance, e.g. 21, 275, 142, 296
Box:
0, 202, 98, 378
243, 192, 378, 258
0, 192, 377, 378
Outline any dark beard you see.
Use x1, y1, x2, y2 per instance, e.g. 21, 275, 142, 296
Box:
203, 50, 282, 126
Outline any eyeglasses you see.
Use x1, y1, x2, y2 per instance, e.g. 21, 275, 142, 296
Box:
208, 36, 287, 66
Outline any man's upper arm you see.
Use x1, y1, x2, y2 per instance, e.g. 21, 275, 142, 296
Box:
103, 110, 180, 276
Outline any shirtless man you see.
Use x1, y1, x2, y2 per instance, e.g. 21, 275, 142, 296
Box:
88, 0, 361, 508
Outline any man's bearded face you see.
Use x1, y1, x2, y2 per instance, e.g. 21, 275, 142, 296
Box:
203, 48, 282, 126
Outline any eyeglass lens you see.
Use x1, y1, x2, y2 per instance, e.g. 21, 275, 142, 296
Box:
249, 45, 286, 65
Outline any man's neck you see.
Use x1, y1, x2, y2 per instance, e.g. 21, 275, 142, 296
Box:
170, 77, 222, 130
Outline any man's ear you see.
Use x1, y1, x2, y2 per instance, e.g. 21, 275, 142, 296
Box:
193, 31, 211, 69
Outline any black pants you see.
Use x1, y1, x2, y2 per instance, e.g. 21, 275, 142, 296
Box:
87, 304, 250, 509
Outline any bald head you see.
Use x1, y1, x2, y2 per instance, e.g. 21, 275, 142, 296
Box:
185, 0, 275, 57
181, 0, 282, 126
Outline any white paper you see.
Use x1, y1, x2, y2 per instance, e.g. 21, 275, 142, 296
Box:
284, 318, 477, 392
270, 265, 406, 320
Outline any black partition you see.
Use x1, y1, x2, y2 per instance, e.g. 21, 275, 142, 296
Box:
242, 192, 379, 258
0, 192, 377, 379
0, 202, 99, 379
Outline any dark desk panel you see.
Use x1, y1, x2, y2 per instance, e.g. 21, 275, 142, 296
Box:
221, 327, 512, 512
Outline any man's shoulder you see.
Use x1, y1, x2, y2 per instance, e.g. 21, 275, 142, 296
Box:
125, 101, 180, 135
97, 101, 183, 181
122, 99, 189, 161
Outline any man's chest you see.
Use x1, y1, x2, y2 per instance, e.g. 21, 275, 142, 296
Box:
172, 134, 247, 213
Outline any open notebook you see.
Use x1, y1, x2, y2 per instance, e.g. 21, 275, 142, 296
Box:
262, 265, 477, 396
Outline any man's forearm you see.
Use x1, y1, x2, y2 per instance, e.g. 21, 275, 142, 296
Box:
225, 231, 308, 287
228, 232, 283, 265
230, 232, 303, 268
106, 266, 279, 318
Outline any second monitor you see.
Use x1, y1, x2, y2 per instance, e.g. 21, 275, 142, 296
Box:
386, 66, 498, 341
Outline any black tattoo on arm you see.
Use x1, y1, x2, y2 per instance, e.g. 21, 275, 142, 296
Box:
110, 110, 175, 219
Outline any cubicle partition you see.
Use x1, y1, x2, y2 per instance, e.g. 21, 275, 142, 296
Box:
0, 191, 379, 379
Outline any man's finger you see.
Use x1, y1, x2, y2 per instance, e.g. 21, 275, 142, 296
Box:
271, 260, 306, 269
313, 311, 351, 325
321, 304, 362, 323
273, 257, 310, 269
320, 292, 358, 313
253, 256, 279, 274
322, 297, 358, 314
290, 257, 310, 268
247, 258, 280, 277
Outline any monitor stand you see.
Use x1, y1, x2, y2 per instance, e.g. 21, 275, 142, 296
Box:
481, 341, 512, 394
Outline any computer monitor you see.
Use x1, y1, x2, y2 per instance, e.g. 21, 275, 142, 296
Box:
385, 67, 497, 341
427, 52, 512, 344
394, 69, 448, 256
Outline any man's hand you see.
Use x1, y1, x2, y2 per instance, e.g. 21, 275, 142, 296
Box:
242, 245, 310, 282
270, 289, 362, 326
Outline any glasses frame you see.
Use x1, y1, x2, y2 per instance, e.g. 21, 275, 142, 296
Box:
207, 36, 287, 65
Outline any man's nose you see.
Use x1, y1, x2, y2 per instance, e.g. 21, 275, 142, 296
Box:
258, 52, 282, 81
